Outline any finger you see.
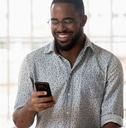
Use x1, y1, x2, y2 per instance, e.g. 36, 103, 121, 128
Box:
31, 96, 54, 110
33, 101, 55, 112
38, 96, 54, 103
38, 102, 55, 109
32, 91, 47, 97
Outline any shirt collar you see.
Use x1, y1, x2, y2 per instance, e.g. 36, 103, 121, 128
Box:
43, 41, 55, 54
84, 36, 94, 52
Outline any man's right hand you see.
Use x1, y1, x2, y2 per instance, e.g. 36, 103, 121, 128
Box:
27, 91, 56, 112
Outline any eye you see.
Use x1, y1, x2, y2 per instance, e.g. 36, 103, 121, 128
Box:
63, 19, 74, 24
50, 19, 59, 25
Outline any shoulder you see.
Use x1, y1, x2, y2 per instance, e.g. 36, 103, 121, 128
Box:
91, 43, 122, 71
93, 43, 121, 62
25, 42, 52, 63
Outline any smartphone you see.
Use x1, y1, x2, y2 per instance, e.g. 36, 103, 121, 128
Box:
35, 82, 52, 97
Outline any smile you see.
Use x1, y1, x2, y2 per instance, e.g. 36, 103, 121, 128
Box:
56, 33, 72, 41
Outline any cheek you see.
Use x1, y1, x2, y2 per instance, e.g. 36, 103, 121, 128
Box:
71, 23, 81, 30
72, 25, 82, 34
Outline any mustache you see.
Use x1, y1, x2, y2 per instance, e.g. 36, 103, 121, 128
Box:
55, 30, 72, 33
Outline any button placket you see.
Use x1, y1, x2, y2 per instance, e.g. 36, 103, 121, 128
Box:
64, 73, 73, 128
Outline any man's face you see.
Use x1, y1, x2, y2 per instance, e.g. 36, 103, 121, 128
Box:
50, 3, 86, 51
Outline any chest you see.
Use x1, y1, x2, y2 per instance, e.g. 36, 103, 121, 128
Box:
33, 57, 106, 100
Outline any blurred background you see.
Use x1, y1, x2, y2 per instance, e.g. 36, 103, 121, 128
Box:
0, 0, 126, 127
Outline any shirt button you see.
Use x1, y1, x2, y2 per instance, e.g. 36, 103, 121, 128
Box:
68, 93, 70, 96
66, 111, 69, 115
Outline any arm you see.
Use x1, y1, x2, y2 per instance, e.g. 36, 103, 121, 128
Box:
101, 56, 123, 127
13, 101, 36, 128
13, 57, 36, 128
13, 91, 55, 128
13, 55, 56, 127
102, 122, 120, 128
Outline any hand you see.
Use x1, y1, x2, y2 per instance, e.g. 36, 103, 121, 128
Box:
27, 91, 55, 112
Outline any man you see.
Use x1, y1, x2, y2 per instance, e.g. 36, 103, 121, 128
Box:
13, 0, 123, 127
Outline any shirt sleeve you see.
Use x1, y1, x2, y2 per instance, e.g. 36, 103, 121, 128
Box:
101, 55, 124, 127
14, 56, 33, 110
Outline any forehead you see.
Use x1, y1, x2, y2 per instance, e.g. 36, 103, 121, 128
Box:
50, 3, 79, 18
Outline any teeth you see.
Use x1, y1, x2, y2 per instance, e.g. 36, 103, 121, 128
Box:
58, 34, 69, 38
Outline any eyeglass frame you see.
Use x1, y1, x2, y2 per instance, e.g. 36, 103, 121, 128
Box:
48, 17, 79, 27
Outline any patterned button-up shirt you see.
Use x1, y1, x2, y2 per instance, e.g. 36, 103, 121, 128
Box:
14, 36, 123, 128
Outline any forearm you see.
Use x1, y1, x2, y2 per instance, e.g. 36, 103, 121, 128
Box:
102, 122, 120, 128
13, 91, 55, 128
13, 102, 37, 128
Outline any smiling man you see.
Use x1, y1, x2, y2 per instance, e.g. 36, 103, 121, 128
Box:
13, 0, 123, 128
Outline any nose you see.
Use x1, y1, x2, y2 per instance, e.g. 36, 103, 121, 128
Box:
56, 22, 67, 32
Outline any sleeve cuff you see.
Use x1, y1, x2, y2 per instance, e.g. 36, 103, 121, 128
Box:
101, 114, 123, 127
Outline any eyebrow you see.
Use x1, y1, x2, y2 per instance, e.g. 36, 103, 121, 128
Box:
51, 17, 75, 21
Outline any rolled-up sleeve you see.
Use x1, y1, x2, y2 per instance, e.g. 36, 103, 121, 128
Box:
101, 56, 123, 127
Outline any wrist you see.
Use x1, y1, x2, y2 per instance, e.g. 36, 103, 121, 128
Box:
25, 100, 37, 115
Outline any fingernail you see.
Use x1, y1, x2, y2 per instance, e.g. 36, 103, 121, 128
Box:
43, 91, 47, 95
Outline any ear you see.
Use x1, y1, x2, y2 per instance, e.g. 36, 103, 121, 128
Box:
81, 15, 87, 27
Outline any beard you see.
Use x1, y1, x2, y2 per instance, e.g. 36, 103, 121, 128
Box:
54, 28, 83, 52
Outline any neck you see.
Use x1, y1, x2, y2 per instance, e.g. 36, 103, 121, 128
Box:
58, 35, 86, 67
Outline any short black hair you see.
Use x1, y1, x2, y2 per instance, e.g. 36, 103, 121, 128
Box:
51, 0, 85, 15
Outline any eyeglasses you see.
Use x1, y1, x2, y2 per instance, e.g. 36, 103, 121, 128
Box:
48, 18, 78, 27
